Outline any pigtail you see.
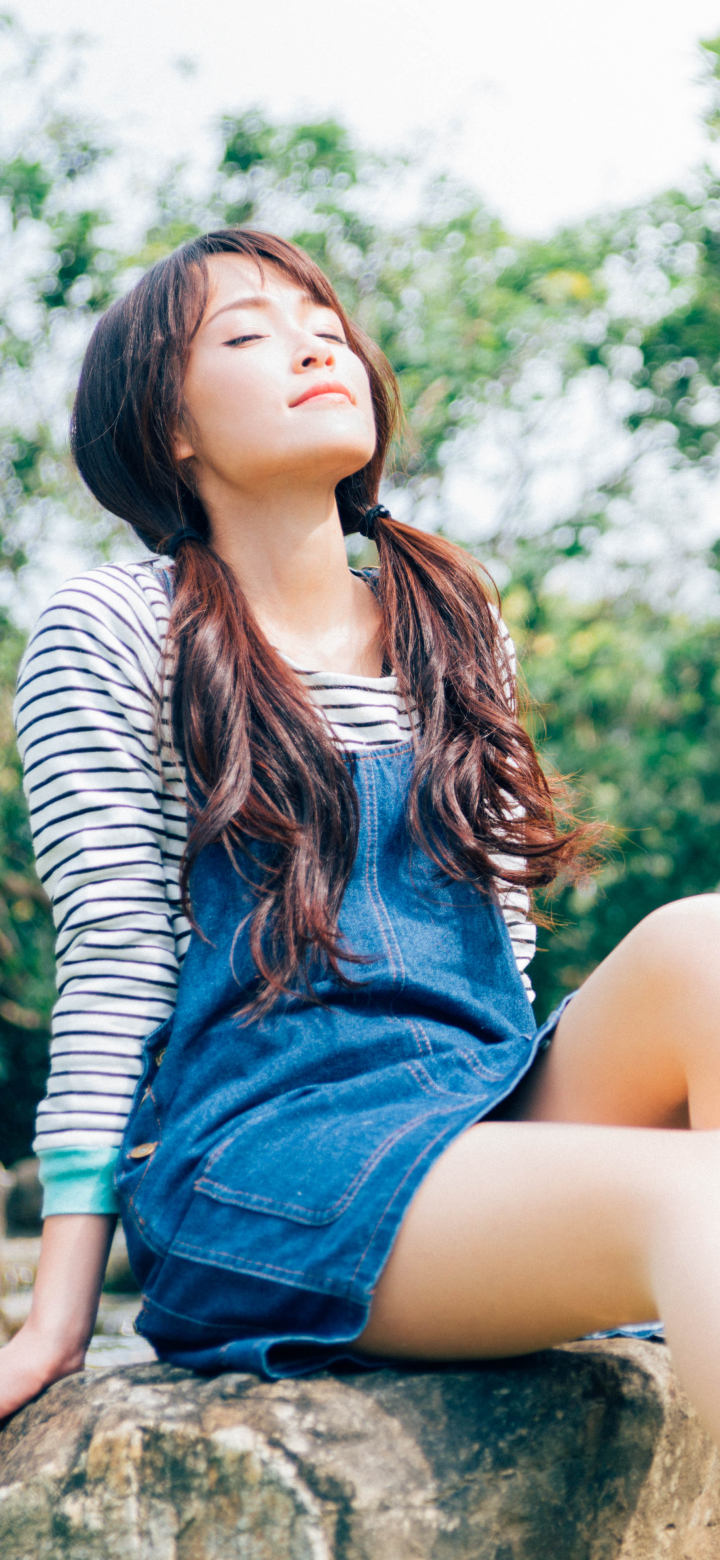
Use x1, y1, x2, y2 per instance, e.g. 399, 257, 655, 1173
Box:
371, 511, 590, 892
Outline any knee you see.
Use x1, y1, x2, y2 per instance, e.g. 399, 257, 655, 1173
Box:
628, 895, 720, 984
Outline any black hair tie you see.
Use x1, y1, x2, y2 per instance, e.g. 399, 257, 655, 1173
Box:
357, 504, 390, 542
163, 528, 208, 560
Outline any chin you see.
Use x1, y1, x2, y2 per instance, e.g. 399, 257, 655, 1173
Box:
294, 436, 375, 480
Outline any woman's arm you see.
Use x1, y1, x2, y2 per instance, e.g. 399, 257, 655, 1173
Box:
0, 563, 184, 1417
13, 562, 186, 1205
0, 1214, 115, 1419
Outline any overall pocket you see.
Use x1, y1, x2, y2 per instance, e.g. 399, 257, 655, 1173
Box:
194, 1071, 431, 1226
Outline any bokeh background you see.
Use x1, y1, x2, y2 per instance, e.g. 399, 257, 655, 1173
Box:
2, 2, 720, 1161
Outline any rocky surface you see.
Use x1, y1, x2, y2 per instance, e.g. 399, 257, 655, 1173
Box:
0, 1340, 718, 1559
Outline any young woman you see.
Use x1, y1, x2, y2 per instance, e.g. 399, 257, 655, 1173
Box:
4, 229, 720, 1438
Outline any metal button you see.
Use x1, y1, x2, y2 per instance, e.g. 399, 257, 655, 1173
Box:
128, 1142, 158, 1160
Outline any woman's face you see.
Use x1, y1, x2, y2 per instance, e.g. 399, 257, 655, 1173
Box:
176, 254, 377, 504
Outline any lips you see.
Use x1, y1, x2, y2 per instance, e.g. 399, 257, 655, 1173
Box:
291, 381, 353, 407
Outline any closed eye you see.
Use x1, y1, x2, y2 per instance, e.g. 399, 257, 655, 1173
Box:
222, 332, 346, 347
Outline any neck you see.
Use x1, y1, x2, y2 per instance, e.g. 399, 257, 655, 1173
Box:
204, 481, 383, 676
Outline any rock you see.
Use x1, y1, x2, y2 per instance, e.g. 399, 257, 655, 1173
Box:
83, 1328, 157, 1371
0, 1340, 719, 1558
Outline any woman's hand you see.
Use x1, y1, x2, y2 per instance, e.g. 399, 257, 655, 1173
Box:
0, 1319, 86, 1420
0, 1213, 116, 1421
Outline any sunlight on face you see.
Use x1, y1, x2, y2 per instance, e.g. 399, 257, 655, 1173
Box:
176, 254, 377, 503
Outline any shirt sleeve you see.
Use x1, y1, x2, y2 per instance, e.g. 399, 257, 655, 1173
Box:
492, 614, 537, 1002
38, 1145, 121, 1216
13, 563, 189, 1212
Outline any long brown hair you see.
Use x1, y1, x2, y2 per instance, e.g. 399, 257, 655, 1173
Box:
72, 228, 589, 1015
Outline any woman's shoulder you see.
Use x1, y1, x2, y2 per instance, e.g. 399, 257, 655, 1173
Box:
33, 556, 168, 628
16, 558, 171, 702
25, 557, 169, 652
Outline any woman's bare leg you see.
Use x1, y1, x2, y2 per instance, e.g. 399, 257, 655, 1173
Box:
357, 1119, 720, 1439
357, 895, 720, 1439
508, 894, 720, 1129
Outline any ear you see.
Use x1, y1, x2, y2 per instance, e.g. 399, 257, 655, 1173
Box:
174, 406, 196, 463
174, 430, 195, 462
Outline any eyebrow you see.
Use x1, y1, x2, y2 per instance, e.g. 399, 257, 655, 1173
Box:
206, 290, 324, 327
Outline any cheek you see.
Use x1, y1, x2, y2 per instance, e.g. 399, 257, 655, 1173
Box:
349, 365, 376, 439
185, 353, 281, 458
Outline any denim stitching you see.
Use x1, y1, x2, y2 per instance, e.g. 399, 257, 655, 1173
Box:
404, 1059, 454, 1096
127, 1185, 342, 1288
407, 1018, 432, 1058
455, 1043, 509, 1082
138, 1295, 235, 1333
124, 1196, 170, 1253
366, 759, 406, 992
168, 1236, 358, 1296
360, 761, 397, 982
172, 1239, 318, 1283
343, 743, 413, 765
126, 1091, 163, 1219
351, 1110, 477, 1286
195, 1109, 427, 1223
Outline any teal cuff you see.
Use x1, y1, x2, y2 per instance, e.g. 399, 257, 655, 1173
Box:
37, 1147, 121, 1217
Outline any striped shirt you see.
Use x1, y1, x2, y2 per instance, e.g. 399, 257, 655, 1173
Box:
14, 558, 536, 1163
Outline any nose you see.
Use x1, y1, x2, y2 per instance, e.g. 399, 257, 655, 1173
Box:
292, 334, 335, 373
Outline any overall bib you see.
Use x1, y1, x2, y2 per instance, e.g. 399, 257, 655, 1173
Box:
116, 743, 559, 1378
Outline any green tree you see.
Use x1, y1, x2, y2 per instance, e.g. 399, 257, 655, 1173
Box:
2, 19, 720, 1156
141, 106, 577, 490
0, 16, 129, 1162
0, 17, 121, 573
507, 572, 720, 1018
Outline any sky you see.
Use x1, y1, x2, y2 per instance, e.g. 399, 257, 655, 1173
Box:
11, 0, 720, 236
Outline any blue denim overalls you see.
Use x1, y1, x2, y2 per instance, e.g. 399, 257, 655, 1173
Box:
116, 737, 562, 1379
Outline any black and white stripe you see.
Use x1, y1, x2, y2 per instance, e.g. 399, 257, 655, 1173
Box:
14, 559, 536, 1153
284, 664, 417, 748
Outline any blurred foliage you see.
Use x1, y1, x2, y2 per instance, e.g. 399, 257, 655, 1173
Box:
505, 565, 720, 1017
141, 106, 565, 481
0, 16, 118, 591
699, 32, 720, 143
564, 183, 720, 465
2, 17, 720, 1156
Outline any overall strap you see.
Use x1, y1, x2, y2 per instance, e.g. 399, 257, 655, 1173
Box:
157, 564, 175, 604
